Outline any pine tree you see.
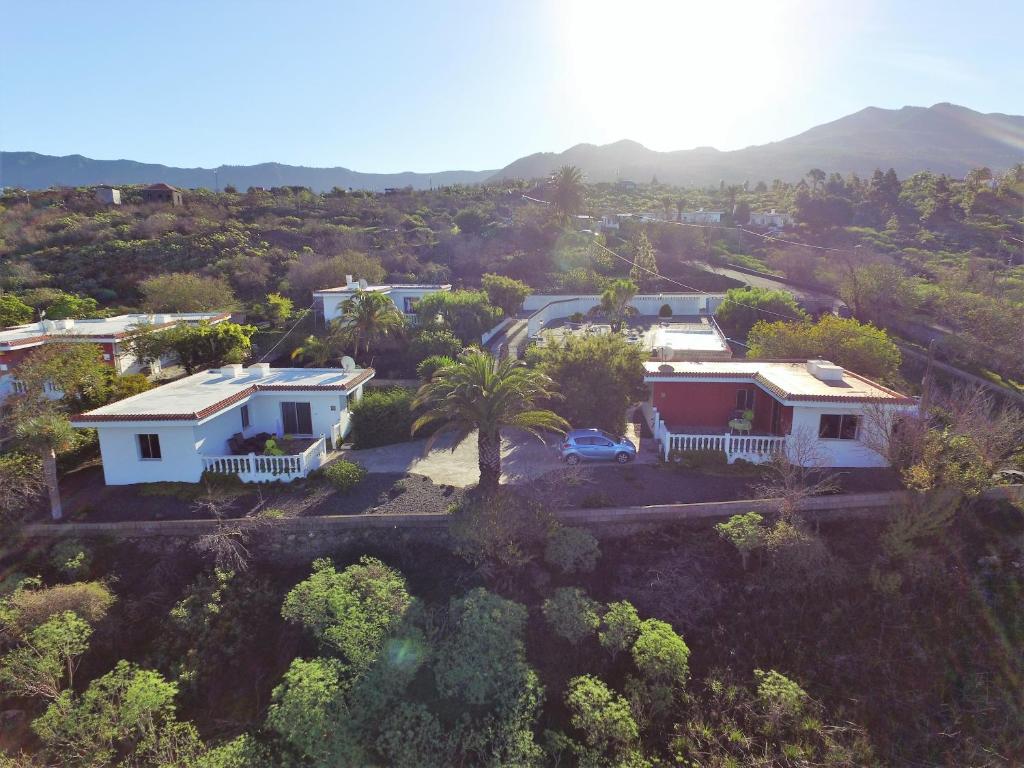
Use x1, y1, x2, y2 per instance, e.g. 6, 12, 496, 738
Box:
629, 232, 660, 292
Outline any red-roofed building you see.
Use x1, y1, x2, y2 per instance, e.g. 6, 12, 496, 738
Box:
141, 183, 182, 206
642, 359, 917, 467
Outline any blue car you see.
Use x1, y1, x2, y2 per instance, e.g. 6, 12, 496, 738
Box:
560, 428, 637, 465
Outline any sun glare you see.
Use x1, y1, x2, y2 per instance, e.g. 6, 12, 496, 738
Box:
557, 0, 804, 150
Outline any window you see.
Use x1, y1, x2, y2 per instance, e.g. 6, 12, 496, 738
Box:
281, 401, 313, 434
240, 404, 250, 430
818, 414, 859, 440
137, 433, 162, 460
735, 388, 755, 410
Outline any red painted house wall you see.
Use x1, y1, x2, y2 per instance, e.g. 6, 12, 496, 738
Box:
652, 381, 792, 434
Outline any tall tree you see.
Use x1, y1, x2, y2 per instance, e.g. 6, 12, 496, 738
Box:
550, 165, 585, 219
481, 273, 530, 318
628, 232, 660, 291
14, 412, 76, 520
139, 273, 237, 312
337, 291, 406, 360
413, 350, 567, 493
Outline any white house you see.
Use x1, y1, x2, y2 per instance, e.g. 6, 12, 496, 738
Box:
71, 363, 374, 485
314, 276, 451, 324
748, 209, 793, 228
95, 187, 121, 205
0, 312, 230, 403
643, 359, 916, 467
680, 209, 724, 224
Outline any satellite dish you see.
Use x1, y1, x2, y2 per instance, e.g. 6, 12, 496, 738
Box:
339, 356, 356, 371
658, 363, 674, 373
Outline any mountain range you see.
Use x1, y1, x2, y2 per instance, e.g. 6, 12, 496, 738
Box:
2, 103, 1021, 192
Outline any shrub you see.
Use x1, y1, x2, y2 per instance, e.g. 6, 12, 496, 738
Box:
407, 328, 463, 365
658, 303, 673, 318
715, 512, 766, 570
580, 491, 615, 508
349, 388, 415, 449
667, 448, 727, 469
632, 618, 690, 685
48, 539, 92, 580
544, 526, 600, 574
320, 460, 367, 492
565, 675, 640, 761
542, 587, 601, 644
416, 355, 455, 382
599, 601, 641, 657
3, 581, 115, 635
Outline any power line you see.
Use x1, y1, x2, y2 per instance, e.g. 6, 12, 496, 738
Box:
258, 302, 316, 363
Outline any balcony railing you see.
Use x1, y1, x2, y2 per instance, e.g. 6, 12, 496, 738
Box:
647, 405, 786, 464
202, 435, 327, 483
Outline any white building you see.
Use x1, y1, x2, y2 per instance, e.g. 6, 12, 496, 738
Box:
0, 313, 229, 403
644, 359, 916, 467
95, 187, 121, 205
748, 209, 793, 228
524, 292, 727, 337
71, 363, 374, 485
680, 209, 724, 224
314, 276, 451, 323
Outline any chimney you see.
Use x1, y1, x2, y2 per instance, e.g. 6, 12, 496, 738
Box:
345, 274, 355, 289
248, 363, 272, 378
806, 359, 843, 382
220, 363, 243, 378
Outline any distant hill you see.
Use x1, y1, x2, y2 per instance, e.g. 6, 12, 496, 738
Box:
3, 103, 1021, 192
491, 103, 1024, 185
0, 153, 496, 192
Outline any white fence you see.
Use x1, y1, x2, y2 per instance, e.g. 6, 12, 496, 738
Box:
202, 436, 327, 483
525, 293, 726, 337
648, 405, 785, 464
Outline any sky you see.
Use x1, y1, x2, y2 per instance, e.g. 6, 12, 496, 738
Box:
3, 0, 1022, 173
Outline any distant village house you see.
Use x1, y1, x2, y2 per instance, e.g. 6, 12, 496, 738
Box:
141, 183, 183, 206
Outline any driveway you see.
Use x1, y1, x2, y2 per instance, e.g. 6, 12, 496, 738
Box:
339, 429, 558, 487
339, 422, 655, 488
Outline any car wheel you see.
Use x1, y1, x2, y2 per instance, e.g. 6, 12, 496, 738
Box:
615, 451, 631, 464
565, 454, 581, 465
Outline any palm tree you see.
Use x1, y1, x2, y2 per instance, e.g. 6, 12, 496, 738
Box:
337, 291, 406, 360
412, 350, 568, 494
599, 278, 638, 332
290, 330, 344, 367
15, 412, 76, 520
806, 168, 826, 193
550, 165, 584, 219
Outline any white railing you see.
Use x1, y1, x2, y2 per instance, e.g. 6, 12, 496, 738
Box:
202, 435, 327, 483
649, 405, 785, 464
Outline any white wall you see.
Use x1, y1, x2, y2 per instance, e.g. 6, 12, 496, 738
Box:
788, 403, 898, 468
526, 293, 725, 336
95, 424, 204, 485
241, 390, 347, 440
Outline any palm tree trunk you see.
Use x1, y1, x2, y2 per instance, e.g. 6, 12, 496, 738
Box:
477, 430, 501, 494
43, 448, 62, 520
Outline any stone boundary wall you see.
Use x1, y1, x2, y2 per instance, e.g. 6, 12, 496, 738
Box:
21, 486, 1021, 542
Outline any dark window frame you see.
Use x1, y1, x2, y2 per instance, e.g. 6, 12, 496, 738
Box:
281, 401, 313, 435
240, 404, 250, 430
137, 433, 162, 460
819, 414, 859, 440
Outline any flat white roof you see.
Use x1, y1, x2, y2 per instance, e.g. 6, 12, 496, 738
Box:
314, 283, 451, 295
644, 360, 913, 404
72, 365, 374, 423
649, 323, 729, 353
0, 312, 228, 348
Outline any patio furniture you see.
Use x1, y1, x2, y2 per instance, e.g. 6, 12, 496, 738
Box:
728, 410, 754, 435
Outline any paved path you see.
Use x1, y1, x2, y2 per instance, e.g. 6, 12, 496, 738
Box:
340, 424, 654, 487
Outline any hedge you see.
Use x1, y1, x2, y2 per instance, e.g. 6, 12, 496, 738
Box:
349, 387, 416, 449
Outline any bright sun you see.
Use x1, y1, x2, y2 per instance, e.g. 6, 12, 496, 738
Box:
556, 0, 805, 150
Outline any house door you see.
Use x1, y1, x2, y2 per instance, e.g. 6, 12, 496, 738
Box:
770, 400, 782, 435
281, 402, 313, 435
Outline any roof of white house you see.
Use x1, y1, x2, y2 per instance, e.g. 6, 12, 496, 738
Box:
643, 359, 914, 404
0, 313, 229, 350
313, 276, 452, 295
72, 364, 374, 423
649, 320, 730, 354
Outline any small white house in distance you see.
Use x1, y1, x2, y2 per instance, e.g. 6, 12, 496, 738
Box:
95, 187, 121, 205
71, 363, 374, 485
680, 209, 724, 224
749, 209, 793, 228
314, 276, 452, 323
643, 359, 917, 467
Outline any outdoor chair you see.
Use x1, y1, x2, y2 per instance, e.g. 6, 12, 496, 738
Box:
728, 409, 754, 435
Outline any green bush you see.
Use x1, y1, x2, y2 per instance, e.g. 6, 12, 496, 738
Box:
658, 303, 673, 318
667, 448, 728, 469
349, 388, 416, 449
544, 526, 600, 574
48, 539, 93, 580
320, 460, 367, 492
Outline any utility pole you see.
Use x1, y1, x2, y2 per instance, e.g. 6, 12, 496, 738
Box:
919, 337, 937, 412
